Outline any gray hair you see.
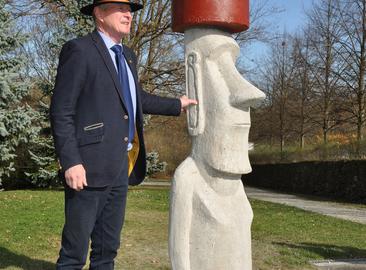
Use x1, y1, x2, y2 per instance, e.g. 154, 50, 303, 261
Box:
92, 4, 110, 22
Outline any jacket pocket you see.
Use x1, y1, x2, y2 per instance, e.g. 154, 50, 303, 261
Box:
78, 123, 104, 146
83, 122, 104, 133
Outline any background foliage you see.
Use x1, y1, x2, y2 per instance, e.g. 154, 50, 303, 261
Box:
2, 0, 366, 188
0, 0, 40, 187
250, 0, 366, 162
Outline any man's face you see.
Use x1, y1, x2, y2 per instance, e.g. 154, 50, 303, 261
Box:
95, 3, 132, 37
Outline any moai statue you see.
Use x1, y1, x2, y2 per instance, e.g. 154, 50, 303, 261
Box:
168, 1, 266, 270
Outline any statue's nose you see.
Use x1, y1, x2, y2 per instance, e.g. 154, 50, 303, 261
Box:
230, 77, 265, 109
219, 54, 265, 109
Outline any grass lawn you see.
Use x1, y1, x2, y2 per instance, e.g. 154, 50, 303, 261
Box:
0, 187, 366, 269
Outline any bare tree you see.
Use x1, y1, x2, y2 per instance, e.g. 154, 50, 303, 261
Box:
235, 0, 284, 74
126, 0, 184, 96
17, 0, 184, 98
334, 0, 366, 152
305, 0, 344, 144
235, 0, 283, 45
290, 35, 316, 148
254, 33, 296, 155
250, 80, 277, 147
278, 39, 291, 153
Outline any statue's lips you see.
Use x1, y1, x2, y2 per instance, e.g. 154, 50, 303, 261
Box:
233, 123, 250, 127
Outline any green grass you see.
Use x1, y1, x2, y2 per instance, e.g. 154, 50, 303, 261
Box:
251, 200, 366, 269
0, 189, 64, 269
0, 188, 366, 269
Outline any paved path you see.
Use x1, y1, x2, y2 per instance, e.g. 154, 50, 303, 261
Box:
310, 259, 366, 270
245, 187, 366, 224
142, 181, 366, 225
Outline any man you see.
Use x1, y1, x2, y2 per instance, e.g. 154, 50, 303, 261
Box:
50, 0, 196, 269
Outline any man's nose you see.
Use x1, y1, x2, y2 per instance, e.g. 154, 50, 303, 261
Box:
124, 11, 132, 20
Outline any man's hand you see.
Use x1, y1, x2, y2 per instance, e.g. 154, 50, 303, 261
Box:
180, 95, 198, 112
65, 164, 87, 191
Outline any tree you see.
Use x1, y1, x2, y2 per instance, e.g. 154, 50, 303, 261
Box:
235, 0, 284, 74
290, 35, 316, 148
305, 0, 344, 144
32, 0, 184, 97
259, 34, 296, 155
335, 0, 366, 153
0, 0, 39, 186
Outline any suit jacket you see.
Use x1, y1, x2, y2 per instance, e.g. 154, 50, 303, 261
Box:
50, 30, 181, 187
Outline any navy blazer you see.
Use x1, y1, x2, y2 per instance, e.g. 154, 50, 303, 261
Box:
50, 30, 181, 187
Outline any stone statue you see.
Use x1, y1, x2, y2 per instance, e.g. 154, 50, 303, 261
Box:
169, 1, 265, 269
168, 28, 265, 270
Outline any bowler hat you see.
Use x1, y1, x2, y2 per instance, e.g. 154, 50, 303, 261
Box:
80, 0, 143, 16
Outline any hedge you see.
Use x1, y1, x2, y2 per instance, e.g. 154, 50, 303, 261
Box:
243, 160, 366, 203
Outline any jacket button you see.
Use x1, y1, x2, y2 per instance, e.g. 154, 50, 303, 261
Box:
124, 137, 128, 142
124, 115, 128, 120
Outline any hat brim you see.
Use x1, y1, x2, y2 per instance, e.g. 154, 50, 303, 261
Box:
81, 2, 143, 16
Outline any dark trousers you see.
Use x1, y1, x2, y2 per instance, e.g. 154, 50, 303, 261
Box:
56, 170, 129, 270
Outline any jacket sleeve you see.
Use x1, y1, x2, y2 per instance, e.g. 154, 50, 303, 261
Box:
50, 40, 86, 171
140, 90, 182, 116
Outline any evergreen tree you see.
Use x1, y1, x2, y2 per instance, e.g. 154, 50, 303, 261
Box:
25, 101, 58, 187
0, 0, 39, 187
22, 0, 94, 187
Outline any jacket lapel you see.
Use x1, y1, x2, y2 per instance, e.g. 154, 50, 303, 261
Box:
123, 46, 143, 119
90, 30, 128, 110
123, 48, 139, 83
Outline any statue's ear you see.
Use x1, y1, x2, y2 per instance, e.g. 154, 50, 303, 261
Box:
186, 51, 204, 136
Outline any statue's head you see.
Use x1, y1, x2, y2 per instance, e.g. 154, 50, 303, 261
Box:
186, 28, 265, 175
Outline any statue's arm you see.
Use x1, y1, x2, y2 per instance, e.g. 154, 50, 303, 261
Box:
169, 167, 194, 270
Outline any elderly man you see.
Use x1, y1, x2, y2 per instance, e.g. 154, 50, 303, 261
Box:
50, 0, 196, 269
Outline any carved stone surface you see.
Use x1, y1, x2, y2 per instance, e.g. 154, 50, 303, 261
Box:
187, 52, 202, 135
168, 28, 265, 270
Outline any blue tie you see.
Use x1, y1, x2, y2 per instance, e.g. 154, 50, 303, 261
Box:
111, 45, 135, 143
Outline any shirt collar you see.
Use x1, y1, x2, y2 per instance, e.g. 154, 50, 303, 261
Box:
98, 30, 122, 51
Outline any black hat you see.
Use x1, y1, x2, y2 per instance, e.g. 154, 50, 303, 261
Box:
80, 0, 143, 16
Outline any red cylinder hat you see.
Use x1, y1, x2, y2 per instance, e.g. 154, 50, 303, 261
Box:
172, 0, 249, 33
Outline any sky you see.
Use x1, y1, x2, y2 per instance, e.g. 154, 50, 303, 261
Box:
243, 0, 315, 68
267, 0, 313, 32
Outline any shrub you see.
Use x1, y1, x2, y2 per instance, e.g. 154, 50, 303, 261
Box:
146, 150, 167, 178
